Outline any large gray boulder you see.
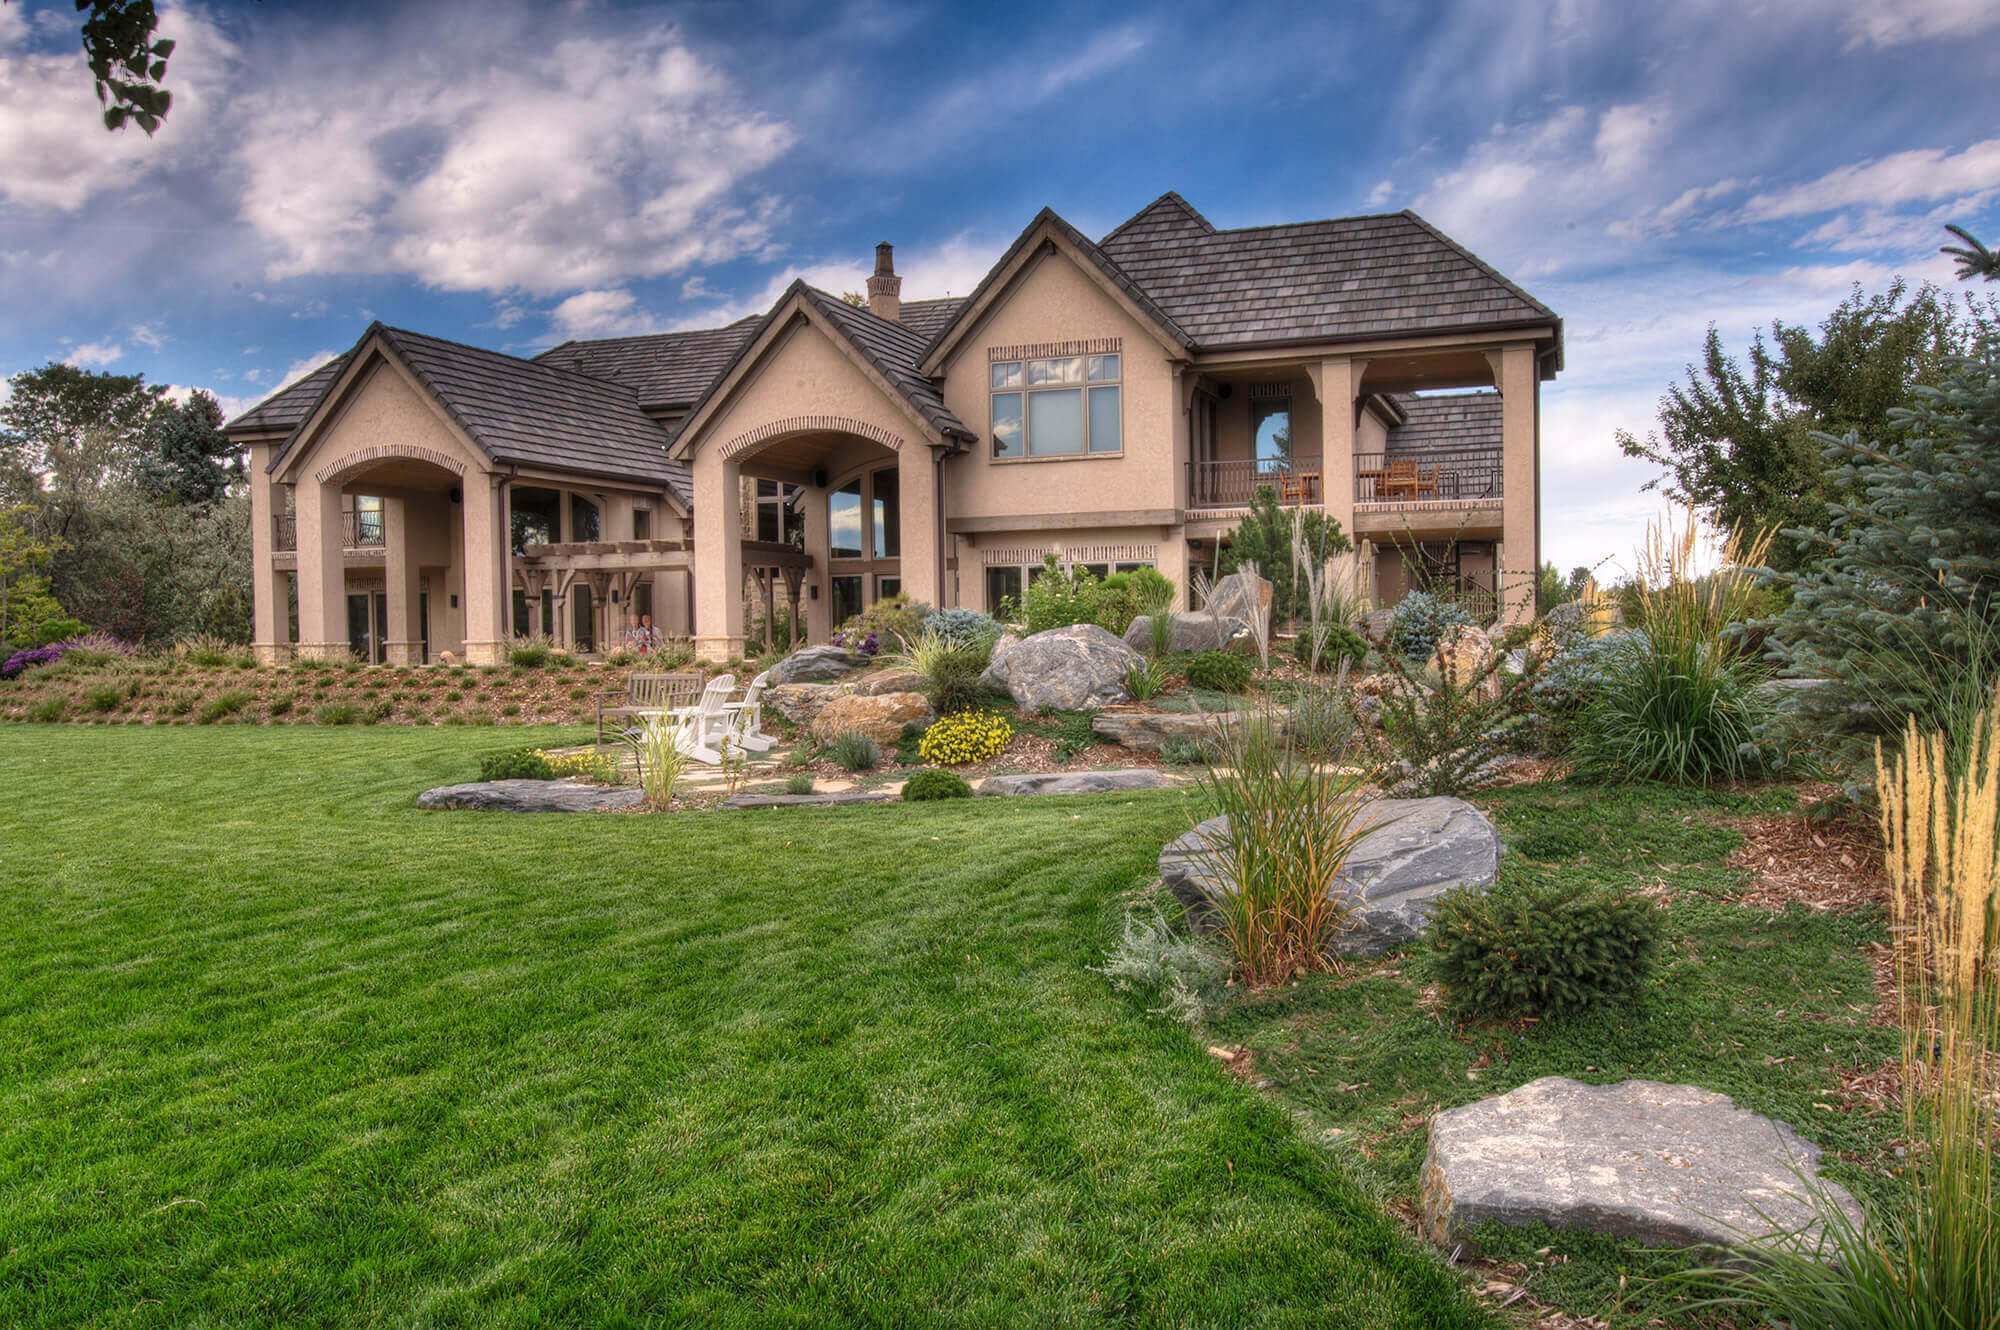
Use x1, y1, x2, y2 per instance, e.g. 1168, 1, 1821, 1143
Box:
1421, 1077, 1866, 1253
978, 769, 1174, 796
417, 780, 645, 813
769, 644, 858, 684
982, 623, 1140, 711
1121, 611, 1252, 654
1203, 570, 1273, 626
1159, 796, 1500, 955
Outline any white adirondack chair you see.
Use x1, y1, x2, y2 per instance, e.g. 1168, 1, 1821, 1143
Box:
671, 673, 737, 764
723, 671, 776, 752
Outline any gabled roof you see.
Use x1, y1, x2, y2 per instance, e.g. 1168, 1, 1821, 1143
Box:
224, 355, 351, 433
1388, 391, 1503, 454
1098, 196, 1562, 362
533, 317, 760, 410
916, 207, 1196, 373
262, 324, 690, 503
896, 296, 965, 343
669, 281, 975, 456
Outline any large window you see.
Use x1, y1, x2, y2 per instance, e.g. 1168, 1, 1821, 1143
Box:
1253, 397, 1293, 467
871, 467, 899, 558
754, 480, 803, 546
990, 353, 1120, 458
829, 480, 863, 559
985, 565, 1022, 614
830, 575, 864, 626
511, 487, 561, 554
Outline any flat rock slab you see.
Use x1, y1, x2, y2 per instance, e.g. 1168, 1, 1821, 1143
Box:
721, 791, 895, 808
1093, 708, 1273, 753
1159, 796, 1499, 955
417, 780, 645, 813
1421, 1077, 1866, 1253
978, 769, 1175, 796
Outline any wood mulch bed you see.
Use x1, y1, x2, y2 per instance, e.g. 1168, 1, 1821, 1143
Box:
1726, 806, 1888, 913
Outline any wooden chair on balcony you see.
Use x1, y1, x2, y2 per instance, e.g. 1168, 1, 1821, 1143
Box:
1278, 469, 1320, 505
1382, 457, 1420, 499
1414, 464, 1439, 498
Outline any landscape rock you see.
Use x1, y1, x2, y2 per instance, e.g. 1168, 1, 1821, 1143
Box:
769, 644, 858, 684
1121, 611, 1252, 654
721, 791, 894, 808
982, 623, 1140, 711
977, 769, 1175, 796
1159, 796, 1500, 954
1092, 708, 1276, 753
853, 668, 929, 697
766, 682, 849, 729
809, 691, 935, 748
1427, 624, 1497, 694
1202, 570, 1273, 628
417, 779, 645, 813
976, 632, 1022, 691
1421, 1077, 1867, 1252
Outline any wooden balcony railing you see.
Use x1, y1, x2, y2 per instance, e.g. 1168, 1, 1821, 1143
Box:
270, 511, 384, 552
1354, 450, 1501, 503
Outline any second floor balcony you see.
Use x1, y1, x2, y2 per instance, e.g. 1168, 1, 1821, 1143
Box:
1186, 450, 1502, 510
271, 510, 384, 553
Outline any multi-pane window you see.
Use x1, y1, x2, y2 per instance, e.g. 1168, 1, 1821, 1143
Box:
990, 353, 1120, 458
754, 480, 803, 546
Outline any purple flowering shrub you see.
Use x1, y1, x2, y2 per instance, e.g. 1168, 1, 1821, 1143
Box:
2, 645, 67, 679
832, 629, 881, 656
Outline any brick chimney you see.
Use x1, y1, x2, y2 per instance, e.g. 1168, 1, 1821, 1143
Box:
867, 241, 901, 323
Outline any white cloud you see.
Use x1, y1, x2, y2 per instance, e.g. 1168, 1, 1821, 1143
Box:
231, 11, 795, 296
1365, 179, 1395, 208
1741, 139, 2000, 223
275, 351, 339, 393
673, 232, 1000, 330
63, 340, 124, 368
548, 289, 661, 340
130, 323, 165, 350
1842, 0, 2000, 48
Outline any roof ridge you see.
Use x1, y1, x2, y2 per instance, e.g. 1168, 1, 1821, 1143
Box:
1395, 210, 1560, 324
380, 323, 650, 401
1101, 190, 1216, 247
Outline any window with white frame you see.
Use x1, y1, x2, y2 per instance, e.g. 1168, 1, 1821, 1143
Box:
990, 353, 1121, 458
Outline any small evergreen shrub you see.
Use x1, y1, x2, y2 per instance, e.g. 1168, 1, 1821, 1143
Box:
1185, 650, 1252, 694
918, 709, 1013, 765
314, 702, 359, 726
825, 731, 881, 771
1427, 880, 1662, 1021
922, 608, 1002, 648
902, 769, 973, 801
479, 748, 555, 781
1159, 736, 1206, 765
1294, 622, 1369, 671
1387, 591, 1474, 662
783, 773, 815, 796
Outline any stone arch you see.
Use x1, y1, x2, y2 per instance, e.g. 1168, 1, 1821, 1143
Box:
717, 415, 910, 463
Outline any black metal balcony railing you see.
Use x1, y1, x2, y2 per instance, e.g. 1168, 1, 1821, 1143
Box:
270, 510, 384, 552
1353, 450, 1501, 503
1186, 457, 1327, 508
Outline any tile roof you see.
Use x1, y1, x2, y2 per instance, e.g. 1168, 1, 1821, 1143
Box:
1098, 194, 1561, 356
224, 355, 351, 433
1387, 391, 1503, 455
261, 325, 691, 504
533, 317, 760, 409
897, 296, 965, 343
800, 286, 973, 442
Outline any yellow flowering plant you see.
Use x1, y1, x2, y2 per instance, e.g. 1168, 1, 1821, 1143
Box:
535, 749, 623, 785
917, 709, 1013, 765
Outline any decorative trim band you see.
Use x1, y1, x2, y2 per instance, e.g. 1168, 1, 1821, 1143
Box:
988, 337, 1122, 362
982, 543, 1157, 567
314, 443, 467, 486
718, 415, 908, 462
1248, 381, 1293, 400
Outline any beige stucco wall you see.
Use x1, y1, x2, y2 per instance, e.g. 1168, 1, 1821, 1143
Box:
936, 249, 1177, 521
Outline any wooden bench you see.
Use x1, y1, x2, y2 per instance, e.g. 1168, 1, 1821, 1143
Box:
595, 672, 702, 747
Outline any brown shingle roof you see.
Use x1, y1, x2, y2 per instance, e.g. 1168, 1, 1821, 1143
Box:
533, 317, 760, 409
1388, 391, 1503, 455
803, 287, 973, 442
224, 355, 351, 433
1098, 194, 1562, 360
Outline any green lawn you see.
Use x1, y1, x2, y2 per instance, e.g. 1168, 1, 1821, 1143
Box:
0, 725, 1479, 1328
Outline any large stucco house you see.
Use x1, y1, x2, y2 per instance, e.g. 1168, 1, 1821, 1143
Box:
226, 192, 1562, 665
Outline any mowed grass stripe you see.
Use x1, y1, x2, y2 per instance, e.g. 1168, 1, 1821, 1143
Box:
0, 725, 1478, 1328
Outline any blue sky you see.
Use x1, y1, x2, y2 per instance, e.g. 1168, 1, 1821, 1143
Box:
3, 0, 1997, 574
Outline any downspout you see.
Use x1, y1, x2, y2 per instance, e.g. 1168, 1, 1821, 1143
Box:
500, 464, 517, 638
935, 445, 949, 608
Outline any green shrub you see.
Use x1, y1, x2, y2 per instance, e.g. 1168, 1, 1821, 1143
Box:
825, 731, 881, 771
783, 772, 815, 796
1294, 622, 1369, 671
196, 691, 250, 724
1160, 736, 1206, 765
1387, 591, 1475, 662
922, 608, 1002, 649
1427, 880, 1661, 1021
26, 695, 64, 722
900, 626, 992, 715
509, 642, 551, 668
902, 769, 973, 801
85, 684, 123, 713
364, 700, 394, 724
1185, 650, 1252, 694
1125, 656, 1168, 701
834, 593, 932, 653
478, 748, 555, 781
314, 702, 359, 726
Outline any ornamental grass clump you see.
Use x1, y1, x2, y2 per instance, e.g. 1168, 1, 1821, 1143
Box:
895, 626, 992, 716
1694, 686, 1999, 1326
1188, 705, 1378, 986
635, 716, 686, 810
825, 730, 882, 771
917, 710, 1012, 766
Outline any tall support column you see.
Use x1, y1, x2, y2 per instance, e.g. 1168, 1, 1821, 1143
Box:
1311, 356, 1362, 546
294, 478, 348, 660
383, 497, 424, 665
462, 474, 507, 664
1495, 343, 1540, 625
801, 484, 830, 645
1156, 527, 1191, 611
692, 452, 745, 660
897, 442, 941, 609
